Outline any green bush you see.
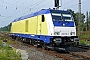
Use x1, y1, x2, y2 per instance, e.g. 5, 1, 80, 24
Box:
79, 40, 85, 44
0, 49, 21, 60
0, 39, 21, 60
79, 40, 90, 45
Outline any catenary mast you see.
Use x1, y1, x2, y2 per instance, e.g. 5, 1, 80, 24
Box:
78, 0, 81, 36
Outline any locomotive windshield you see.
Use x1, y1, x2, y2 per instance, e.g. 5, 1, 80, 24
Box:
51, 10, 73, 21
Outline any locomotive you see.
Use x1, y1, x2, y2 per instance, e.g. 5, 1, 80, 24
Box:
10, 8, 79, 51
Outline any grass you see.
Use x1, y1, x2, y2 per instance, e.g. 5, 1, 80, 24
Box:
79, 40, 90, 45
0, 37, 22, 60
0, 49, 21, 60
79, 31, 90, 45
80, 31, 90, 38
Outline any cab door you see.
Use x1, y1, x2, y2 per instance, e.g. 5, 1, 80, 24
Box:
37, 15, 42, 35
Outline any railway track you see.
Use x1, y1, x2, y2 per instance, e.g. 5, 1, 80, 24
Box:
76, 44, 90, 50
0, 32, 90, 60
69, 52, 90, 60
23, 42, 90, 60
24, 43, 75, 60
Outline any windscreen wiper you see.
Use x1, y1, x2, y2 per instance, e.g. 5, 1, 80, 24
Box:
61, 14, 65, 21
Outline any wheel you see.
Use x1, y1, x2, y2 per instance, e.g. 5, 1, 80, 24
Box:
42, 42, 47, 50
74, 42, 79, 46
29, 39, 32, 45
19, 37, 22, 42
21, 38, 24, 42
22, 38, 25, 43
31, 39, 35, 46
16, 37, 19, 41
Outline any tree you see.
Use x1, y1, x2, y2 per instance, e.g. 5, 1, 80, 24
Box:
68, 9, 85, 31
0, 23, 11, 32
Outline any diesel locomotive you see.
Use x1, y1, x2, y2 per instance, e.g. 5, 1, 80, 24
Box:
10, 9, 79, 51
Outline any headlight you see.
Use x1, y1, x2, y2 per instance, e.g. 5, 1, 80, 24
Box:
53, 38, 62, 43
70, 32, 75, 35
71, 39, 74, 41
54, 32, 60, 35
53, 39, 56, 41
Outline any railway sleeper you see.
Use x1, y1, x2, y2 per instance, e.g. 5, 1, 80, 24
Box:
70, 52, 90, 60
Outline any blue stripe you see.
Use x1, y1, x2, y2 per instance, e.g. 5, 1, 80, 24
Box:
11, 33, 53, 43
13, 9, 51, 22
53, 21, 74, 27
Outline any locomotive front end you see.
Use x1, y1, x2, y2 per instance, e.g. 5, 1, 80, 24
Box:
50, 10, 79, 51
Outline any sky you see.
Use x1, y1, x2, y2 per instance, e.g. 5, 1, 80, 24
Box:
0, 0, 90, 27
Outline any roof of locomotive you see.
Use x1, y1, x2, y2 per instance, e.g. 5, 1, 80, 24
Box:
13, 9, 71, 22
13, 9, 50, 22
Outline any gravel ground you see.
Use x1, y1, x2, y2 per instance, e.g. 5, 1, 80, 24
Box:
7, 40, 90, 60
11, 41, 64, 60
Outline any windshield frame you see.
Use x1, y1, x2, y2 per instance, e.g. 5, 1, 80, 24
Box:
50, 10, 74, 22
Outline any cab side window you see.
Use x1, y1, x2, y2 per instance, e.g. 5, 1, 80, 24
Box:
42, 15, 45, 22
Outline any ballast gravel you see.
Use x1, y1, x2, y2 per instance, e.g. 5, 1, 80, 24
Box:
11, 41, 63, 60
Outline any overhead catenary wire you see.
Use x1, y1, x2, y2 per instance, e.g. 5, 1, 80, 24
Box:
21, 0, 47, 16
15, 0, 28, 9
0, 0, 46, 21
8, 0, 46, 19
4, 0, 89, 19
0, 15, 11, 18
63, 0, 74, 5
0, 0, 27, 9
8, 0, 90, 19
0, 0, 45, 10
0, 0, 90, 21
7, 0, 27, 18
14, 0, 21, 4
